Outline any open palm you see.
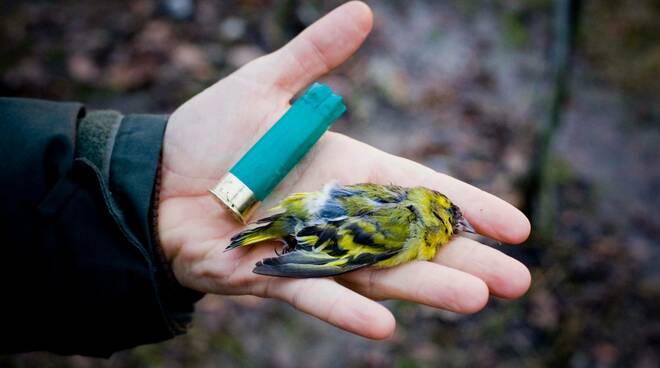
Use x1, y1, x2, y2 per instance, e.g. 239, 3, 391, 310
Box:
157, 1, 531, 339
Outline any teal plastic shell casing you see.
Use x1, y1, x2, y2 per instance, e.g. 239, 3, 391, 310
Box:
210, 82, 346, 223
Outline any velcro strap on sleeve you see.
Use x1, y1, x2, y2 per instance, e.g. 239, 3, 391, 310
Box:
75, 110, 122, 180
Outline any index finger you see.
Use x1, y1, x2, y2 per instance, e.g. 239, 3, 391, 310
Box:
378, 154, 531, 244
270, 133, 530, 245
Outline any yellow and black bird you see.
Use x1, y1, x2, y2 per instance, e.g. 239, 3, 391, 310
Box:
226, 183, 475, 278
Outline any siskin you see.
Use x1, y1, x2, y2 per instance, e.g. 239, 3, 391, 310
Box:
226, 183, 476, 278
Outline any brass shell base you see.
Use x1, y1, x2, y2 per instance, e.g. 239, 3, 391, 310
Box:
209, 173, 259, 224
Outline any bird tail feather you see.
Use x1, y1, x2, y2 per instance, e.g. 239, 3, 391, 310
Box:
225, 226, 273, 251
253, 251, 363, 278
225, 214, 283, 251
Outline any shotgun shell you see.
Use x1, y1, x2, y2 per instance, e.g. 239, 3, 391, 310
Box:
210, 82, 346, 223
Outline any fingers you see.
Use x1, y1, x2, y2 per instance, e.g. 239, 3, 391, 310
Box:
377, 153, 531, 244
285, 133, 531, 244
266, 277, 395, 339
336, 238, 530, 311
241, 1, 373, 94
195, 243, 395, 339
339, 262, 490, 314
429, 171, 531, 244
434, 237, 531, 299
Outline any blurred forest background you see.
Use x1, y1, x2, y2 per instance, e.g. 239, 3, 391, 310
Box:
1, 0, 659, 367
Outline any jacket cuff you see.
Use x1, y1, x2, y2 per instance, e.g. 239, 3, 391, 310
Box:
111, 113, 205, 330
79, 111, 204, 335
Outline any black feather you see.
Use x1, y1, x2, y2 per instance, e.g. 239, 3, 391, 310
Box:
253, 261, 354, 278
252, 249, 399, 278
225, 223, 271, 251
256, 213, 282, 224
344, 223, 376, 247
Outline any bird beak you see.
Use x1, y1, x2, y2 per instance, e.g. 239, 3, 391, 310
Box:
457, 217, 476, 234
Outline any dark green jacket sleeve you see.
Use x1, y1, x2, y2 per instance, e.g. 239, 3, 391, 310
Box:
0, 97, 204, 357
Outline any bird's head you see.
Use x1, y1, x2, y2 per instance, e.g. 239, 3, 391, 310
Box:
446, 203, 475, 235
426, 190, 476, 236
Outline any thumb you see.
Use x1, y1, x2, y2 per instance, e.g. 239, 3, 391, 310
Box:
239, 1, 373, 95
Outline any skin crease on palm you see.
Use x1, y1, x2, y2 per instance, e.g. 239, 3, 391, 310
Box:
158, 1, 532, 340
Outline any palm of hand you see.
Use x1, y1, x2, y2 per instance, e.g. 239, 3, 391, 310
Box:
157, 2, 531, 339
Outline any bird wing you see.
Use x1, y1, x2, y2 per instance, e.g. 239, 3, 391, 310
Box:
253, 206, 415, 278
339, 183, 408, 204
304, 183, 409, 221
253, 249, 399, 278
228, 184, 393, 251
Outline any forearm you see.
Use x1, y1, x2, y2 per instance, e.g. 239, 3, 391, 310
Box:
0, 98, 202, 357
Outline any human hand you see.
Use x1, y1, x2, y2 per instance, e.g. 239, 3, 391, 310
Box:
158, 1, 531, 339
